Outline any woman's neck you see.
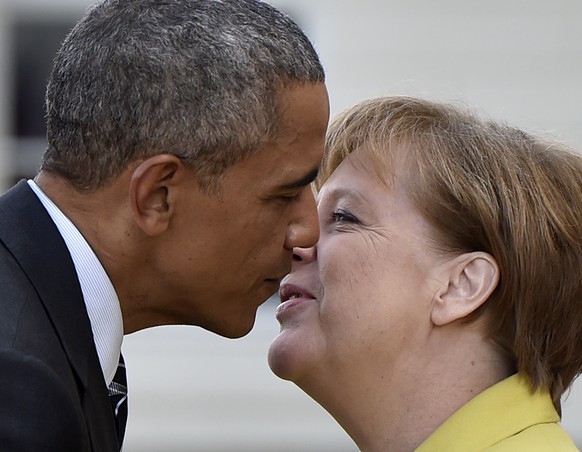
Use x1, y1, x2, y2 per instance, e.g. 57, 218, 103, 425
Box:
300, 325, 513, 452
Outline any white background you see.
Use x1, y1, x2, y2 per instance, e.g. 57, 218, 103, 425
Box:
0, 0, 580, 450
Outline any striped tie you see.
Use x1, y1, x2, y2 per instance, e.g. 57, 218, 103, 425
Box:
108, 354, 128, 449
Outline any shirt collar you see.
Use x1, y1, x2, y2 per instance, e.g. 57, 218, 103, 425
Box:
28, 179, 124, 386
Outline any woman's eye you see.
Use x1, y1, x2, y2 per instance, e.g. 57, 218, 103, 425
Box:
331, 209, 359, 224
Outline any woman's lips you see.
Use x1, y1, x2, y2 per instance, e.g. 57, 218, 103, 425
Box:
276, 283, 316, 320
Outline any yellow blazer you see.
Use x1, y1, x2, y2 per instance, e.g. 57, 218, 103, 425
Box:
416, 374, 578, 451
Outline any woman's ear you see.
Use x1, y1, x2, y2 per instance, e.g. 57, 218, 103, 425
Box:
431, 252, 499, 326
129, 154, 184, 236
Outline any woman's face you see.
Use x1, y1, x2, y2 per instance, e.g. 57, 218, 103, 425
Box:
268, 148, 448, 387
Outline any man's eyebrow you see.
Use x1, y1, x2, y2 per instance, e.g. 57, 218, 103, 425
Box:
279, 166, 320, 190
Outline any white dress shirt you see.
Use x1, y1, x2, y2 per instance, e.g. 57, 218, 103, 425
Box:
28, 179, 124, 386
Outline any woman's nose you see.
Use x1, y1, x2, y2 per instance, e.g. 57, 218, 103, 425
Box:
292, 245, 316, 265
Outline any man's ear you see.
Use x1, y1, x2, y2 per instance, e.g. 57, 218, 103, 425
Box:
129, 154, 185, 236
431, 252, 499, 326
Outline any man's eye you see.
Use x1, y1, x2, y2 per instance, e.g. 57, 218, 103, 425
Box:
279, 192, 301, 203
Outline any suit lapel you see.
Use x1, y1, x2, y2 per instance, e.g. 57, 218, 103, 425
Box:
0, 181, 119, 451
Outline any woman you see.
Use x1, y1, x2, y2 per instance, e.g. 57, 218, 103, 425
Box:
268, 97, 582, 451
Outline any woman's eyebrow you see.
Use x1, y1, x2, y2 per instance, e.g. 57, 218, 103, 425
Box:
317, 186, 367, 207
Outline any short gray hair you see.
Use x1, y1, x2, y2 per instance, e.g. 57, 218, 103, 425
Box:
42, 0, 325, 190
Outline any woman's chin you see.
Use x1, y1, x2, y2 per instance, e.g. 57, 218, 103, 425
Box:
268, 329, 318, 382
268, 334, 297, 381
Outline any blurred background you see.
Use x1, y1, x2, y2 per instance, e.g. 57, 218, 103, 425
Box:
0, 0, 580, 450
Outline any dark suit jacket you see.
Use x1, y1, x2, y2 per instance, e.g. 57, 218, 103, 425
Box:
0, 181, 120, 451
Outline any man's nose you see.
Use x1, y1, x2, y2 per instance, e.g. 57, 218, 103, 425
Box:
284, 186, 320, 250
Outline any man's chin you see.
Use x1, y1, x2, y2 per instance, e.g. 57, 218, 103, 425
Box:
207, 312, 257, 339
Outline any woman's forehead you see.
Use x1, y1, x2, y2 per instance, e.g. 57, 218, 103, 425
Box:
317, 147, 411, 201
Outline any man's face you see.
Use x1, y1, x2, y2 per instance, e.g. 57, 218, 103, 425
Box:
160, 83, 329, 337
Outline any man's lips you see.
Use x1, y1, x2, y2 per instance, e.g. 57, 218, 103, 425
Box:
265, 271, 290, 284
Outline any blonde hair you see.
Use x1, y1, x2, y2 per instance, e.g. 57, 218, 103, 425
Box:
320, 96, 582, 411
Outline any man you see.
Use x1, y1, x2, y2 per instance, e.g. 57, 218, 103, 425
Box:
0, 0, 329, 450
